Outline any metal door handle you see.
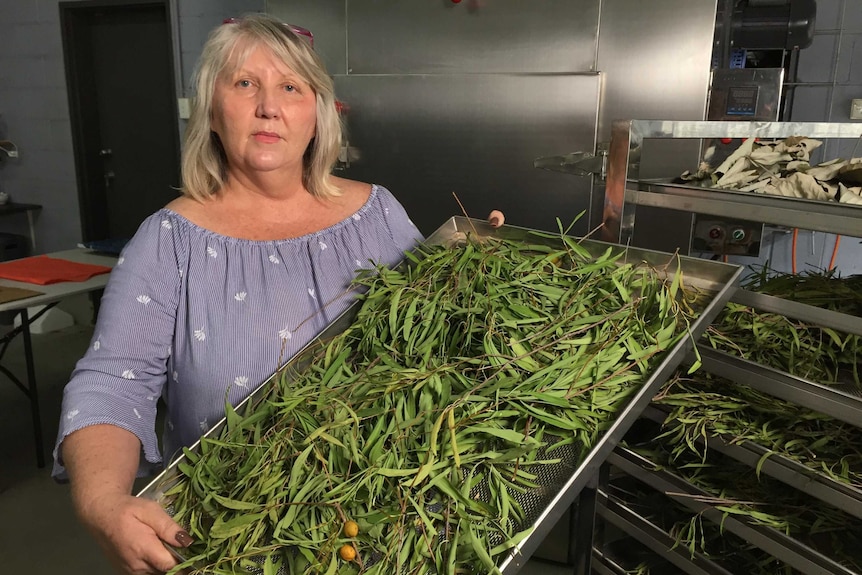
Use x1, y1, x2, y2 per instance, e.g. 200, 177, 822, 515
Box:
104, 170, 115, 188
99, 148, 112, 156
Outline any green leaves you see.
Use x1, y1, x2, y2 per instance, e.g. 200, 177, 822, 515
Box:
163, 231, 703, 574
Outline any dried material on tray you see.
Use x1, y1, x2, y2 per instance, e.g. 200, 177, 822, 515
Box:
680, 137, 862, 204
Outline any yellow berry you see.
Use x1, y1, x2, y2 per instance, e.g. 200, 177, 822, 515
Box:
343, 520, 360, 537
339, 544, 357, 562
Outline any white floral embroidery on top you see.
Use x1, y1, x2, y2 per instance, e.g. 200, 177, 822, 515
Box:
93, 338, 100, 351
161, 220, 172, 229
146, 395, 154, 401
308, 288, 316, 299
136, 295, 152, 305
207, 246, 218, 258
172, 371, 179, 382
352, 213, 361, 221
355, 259, 363, 267
167, 419, 174, 431
319, 241, 328, 251
117, 257, 125, 265
234, 376, 249, 388
234, 292, 247, 302
122, 369, 135, 379
133, 408, 142, 419
194, 328, 206, 341
66, 409, 80, 421
269, 254, 280, 264
200, 419, 209, 433
278, 327, 292, 340
178, 268, 184, 278
384, 207, 390, 215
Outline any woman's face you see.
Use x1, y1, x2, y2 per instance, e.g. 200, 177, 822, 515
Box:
211, 44, 317, 182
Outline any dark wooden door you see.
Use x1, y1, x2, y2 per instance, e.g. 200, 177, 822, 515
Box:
61, 1, 180, 242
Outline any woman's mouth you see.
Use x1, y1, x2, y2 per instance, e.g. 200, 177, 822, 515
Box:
253, 131, 281, 143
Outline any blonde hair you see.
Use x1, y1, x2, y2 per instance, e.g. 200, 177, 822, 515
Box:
181, 13, 342, 200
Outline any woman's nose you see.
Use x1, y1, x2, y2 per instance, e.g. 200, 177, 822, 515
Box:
255, 88, 280, 118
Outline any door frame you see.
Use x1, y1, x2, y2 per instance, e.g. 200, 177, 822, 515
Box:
59, 0, 180, 242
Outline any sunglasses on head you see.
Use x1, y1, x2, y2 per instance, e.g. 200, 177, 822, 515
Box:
222, 17, 314, 48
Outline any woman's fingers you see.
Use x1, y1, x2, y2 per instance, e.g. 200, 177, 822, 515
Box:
138, 498, 193, 549
487, 210, 505, 228
85, 493, 187, 574
135, 499, 193, 572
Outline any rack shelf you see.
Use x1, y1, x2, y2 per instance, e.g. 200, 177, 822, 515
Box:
588, 119, 862, 575
602, 120, 862, 245
608, 446, 860, 575
641, 405, 862, 521
596, 491, 732, 575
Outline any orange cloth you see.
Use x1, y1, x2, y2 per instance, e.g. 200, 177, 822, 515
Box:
0, 255, 112, 285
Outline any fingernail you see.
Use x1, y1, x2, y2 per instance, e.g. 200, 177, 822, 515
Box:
175, 530, 193, 547
489, 217, 500, 227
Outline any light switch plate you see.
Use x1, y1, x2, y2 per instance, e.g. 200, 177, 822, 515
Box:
177, 98, 191, 120
851, 99, 862, 120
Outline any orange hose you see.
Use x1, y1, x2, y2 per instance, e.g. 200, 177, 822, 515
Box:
791, 228, 798, 274
722, 254, 728, 263
829, 235, 841, 270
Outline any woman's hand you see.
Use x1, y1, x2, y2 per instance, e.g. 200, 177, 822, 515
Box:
79, 492, 192, 574
63, 425, 193, 574
487, 210, 505, 228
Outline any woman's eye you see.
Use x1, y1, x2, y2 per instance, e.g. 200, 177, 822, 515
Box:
236, 79, 252, 88
284, 84, 296, 92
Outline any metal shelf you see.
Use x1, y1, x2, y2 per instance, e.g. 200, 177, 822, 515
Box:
596, 492, 733, 575
608, 446, 860, 575
590, 549, 630, 575
624, 180, 862, 238
692, 346, 862, 428
730, 289, 862, 339
593, 118, 862, 575
641, 405, 862, 521
602, 120, 862, 244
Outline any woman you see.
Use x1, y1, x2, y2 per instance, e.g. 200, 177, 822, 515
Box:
53, 13, 503, 575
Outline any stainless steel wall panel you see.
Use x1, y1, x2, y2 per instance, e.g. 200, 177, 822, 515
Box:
345, 0, 600, 74
334, 74, 601, 235
594, 0, 717, 252
266, 0, 347, 74
596, 0, 716, 142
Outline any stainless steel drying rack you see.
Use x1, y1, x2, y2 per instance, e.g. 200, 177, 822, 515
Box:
586, 119, 862, 574
602, 120, 862, 245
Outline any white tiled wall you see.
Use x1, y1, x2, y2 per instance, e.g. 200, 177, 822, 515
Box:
753, 0, 862, 277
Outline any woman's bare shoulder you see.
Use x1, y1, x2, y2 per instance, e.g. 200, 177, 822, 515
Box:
164, 195, 202, 218
332, 176, 372, 197
331, 176, 373, 211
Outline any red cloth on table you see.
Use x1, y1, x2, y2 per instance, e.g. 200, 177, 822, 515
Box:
0, 255, 112, 285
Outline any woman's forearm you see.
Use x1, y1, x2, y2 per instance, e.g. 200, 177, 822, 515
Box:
62, 424, 142, 510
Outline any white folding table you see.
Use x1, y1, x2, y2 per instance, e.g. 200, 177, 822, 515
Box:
0, 248, 118, 467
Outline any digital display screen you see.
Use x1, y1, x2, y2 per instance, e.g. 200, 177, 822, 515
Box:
726, 86, 759, 116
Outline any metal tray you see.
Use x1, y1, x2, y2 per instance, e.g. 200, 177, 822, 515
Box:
625, 178, 862, 238
138, 216, 742, 573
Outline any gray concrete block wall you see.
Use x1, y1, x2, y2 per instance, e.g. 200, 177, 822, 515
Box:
0, 0, 76, 254
0, 0, 262, 254
178, 0, 264, 94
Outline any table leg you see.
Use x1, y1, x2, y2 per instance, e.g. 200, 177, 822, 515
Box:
26, 211, 37, 253
20, 308, 45, 468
